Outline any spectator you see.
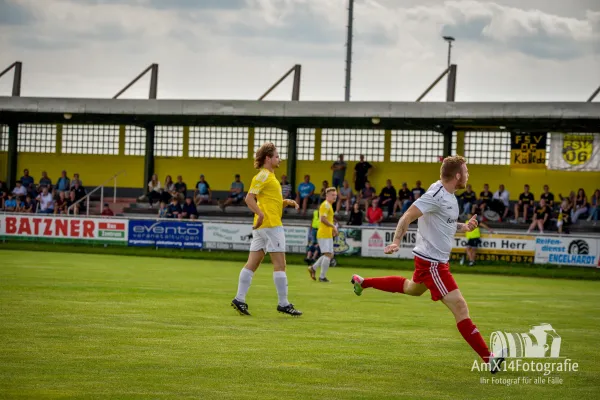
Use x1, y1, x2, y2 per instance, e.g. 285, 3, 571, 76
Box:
319, 180, 330, 203
393, 182, 413, 217
70, 173, 83, 189
540, 185, 555, 209
379, 179, 396, 216
101, 203, 114, 217
38, 171, 52, 192
162, 175, 176, 203
476, 183, 493, 214
194, 174, 212, 205
353, 154, 373, 192
331, 154, 347, 189
166, 197, 182, 219
359, 181, 377, 209
36, 187, 54, 214
55, 170, 71, 194
366, 198, 383, 226
571, 188, 588, 223
0, 180, 7, 206
492, 184, 510, 221
587, 189, 599, 223
280, 175, 293, 200
463, 211, 494, 267
557, 199, 572, 234
12, 180, 27, 200
21, 195, 35, 213
412, 180, 426, 200
513, 184, 534, 223
527, 198, 551, 234
71, 181, 87, 202
459, 184, 477, 218
174, 175, 188, 202
182, 197, 199, 220
157, 201, 168, 218
296, 175, 316, 215
26, 183, 37, 200
54, 192, 68, 215
20, 169, 34, 189
4, 193, 18, 212
347, 202, 363, 226
336, 180, 354, 214
220, 174, 245, 211
140, 174, 162, 206
66, 191, 79, 215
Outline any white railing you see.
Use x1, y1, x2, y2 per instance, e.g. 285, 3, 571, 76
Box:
68, 171, 126, 216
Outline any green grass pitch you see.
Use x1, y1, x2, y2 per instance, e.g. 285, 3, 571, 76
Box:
1, 250, 599, 400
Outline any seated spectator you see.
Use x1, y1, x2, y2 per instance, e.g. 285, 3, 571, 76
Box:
412, 180, 426, 201
347, 202, 364, 226
359, 181, 377, 209
220, 174, 245, 211
162, 175, 176, 204
166, 197, 183, 219
527, 198, 552, 234
366, 198, 384, 226
459, 184, 476, 218
20, 169, 34, 189
513, 184, 534, 223
36, 187, 54, 214
55, 170, 71, 195
174, 175, 188, 202
319, 180, 330, 203
66, 191, 79, 215
393, 182, 413, 217
157, 201, 168, 218
379, 179, 396, 216
4, 193, 18, 212
194, 174, 212, 205
540, 185, 555, 209
26, 183, 37, 200
12, 180, 27, 200
54, 192, 68, 215
296, 175, 316, 216
571, 188, 588, 223
101, 203, 114, 217
182, 197, 199, 220
557, 199, 572, 234
70, 173, 83, 189
336, 180, 354, 214
588, 189, 599, 223
71, 181, 87, 211
21, 195, 35, 213
280, 175, 293, 200
140, 174, 162, 206
38, 171, 52, 192
476, 183, 493, 214
491, 184, 510, 221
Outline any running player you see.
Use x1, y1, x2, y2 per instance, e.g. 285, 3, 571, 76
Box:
350, 156, 506, 373
308, 187, 338, 282
231, 142, 302, 317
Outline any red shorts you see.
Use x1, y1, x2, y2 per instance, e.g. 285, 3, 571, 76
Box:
412, 256, 458, 301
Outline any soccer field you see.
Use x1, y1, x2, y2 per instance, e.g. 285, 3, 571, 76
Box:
1, 251, 599, 400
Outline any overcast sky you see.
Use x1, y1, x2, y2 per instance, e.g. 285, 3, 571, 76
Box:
0, 0, 599, 101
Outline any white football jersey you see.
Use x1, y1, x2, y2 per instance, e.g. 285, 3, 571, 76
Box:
412, 180, 459, 263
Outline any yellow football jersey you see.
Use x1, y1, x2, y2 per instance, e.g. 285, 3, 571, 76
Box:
248, 169, 283, 229
317, 200, 334, 239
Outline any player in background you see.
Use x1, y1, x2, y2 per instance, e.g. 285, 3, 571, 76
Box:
231, 142, 302, 317
350, 156, 506, 374
308, 187, 338, 282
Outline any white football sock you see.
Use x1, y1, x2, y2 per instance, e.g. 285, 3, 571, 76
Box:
320, 257, 331, 279
313, 256, 325, 271
273, 271, 290, 307
235, 268, 254, 303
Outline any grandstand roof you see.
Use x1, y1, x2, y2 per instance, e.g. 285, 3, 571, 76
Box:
1, 97, 599, 131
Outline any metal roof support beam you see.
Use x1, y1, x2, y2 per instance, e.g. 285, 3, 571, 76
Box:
587, 84, 600, 102
113, 63, 159, 99
416, 66, 450, 102
258, 64, 302, 101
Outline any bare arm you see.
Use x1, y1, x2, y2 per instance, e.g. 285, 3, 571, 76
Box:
245, 193, 263, 216
391, 205, 423, 246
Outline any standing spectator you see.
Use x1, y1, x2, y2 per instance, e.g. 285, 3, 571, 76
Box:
38, 171, 52, 192
70, 173, 83, 189
220, 174, 245, 211
411, 180, 426, 200
359, 181, 377, 209
12, 180, 27, 200
347, 202, 364, 226
4, 193, 18, 212
101, 203, 115, 217
393, 182, 413, 217
280, 175, 293, 200
527, 198, 552, 234
331, 154, 347, 189
557, 199, 572, 234
166, 197, 182, 219
366, 198, 383, 226
162, 175, 176, 204
194, 174, 212, 205
513, 184, 534, 223
476, 184, 493, 214
540, 185, 555, 209
55, 170, 71, 195
378, 179, 396, 216
459, 184, 477, 218
71, 181, 87, 213
296, 175, 316, 215
587, 189, 599, 223
54, 192, 68, 214
20, 169, 34, 188
140, 174, 162, 206
174, 175, 188, 202
463, 211, 494, 267
336, 180, 354, 214
182, 197, 199, 220
21, 195, 35, 213
353, 154, 373, 192
492, 184, 510, 221
36, 187, 54, 214
319, 180, 330, 203
66, 191, 79, 215
571, 188, 588, 223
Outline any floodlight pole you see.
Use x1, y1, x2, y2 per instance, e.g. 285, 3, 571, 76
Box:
0, 61, 22, 190
587, 84, 600, 102
344, 0, 354, 102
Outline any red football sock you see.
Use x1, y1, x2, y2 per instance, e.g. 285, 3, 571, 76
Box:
457, 318, 491, 362
362, 276, 406, 293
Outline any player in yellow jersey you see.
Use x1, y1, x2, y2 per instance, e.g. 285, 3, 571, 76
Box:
308, 187, 338, 282
231, 142, 302, 317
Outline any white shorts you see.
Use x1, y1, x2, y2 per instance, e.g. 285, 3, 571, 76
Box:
317, 238, 334, 254
250, 227, 286, 253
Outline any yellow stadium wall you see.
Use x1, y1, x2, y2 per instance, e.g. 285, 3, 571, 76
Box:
0, 153, 7, 181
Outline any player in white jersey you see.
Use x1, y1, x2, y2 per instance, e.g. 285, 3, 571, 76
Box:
350, 156, 506, 374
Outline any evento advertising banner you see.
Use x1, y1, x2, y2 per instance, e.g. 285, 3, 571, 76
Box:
0, 215, 128, 244
534, 237, 600, 268
334, 228, 362, 256
510, 133, 547, 169
128, 220, 203, 249
202, 223, 308, 253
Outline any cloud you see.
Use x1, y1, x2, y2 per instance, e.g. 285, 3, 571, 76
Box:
0, 0, 36, 25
